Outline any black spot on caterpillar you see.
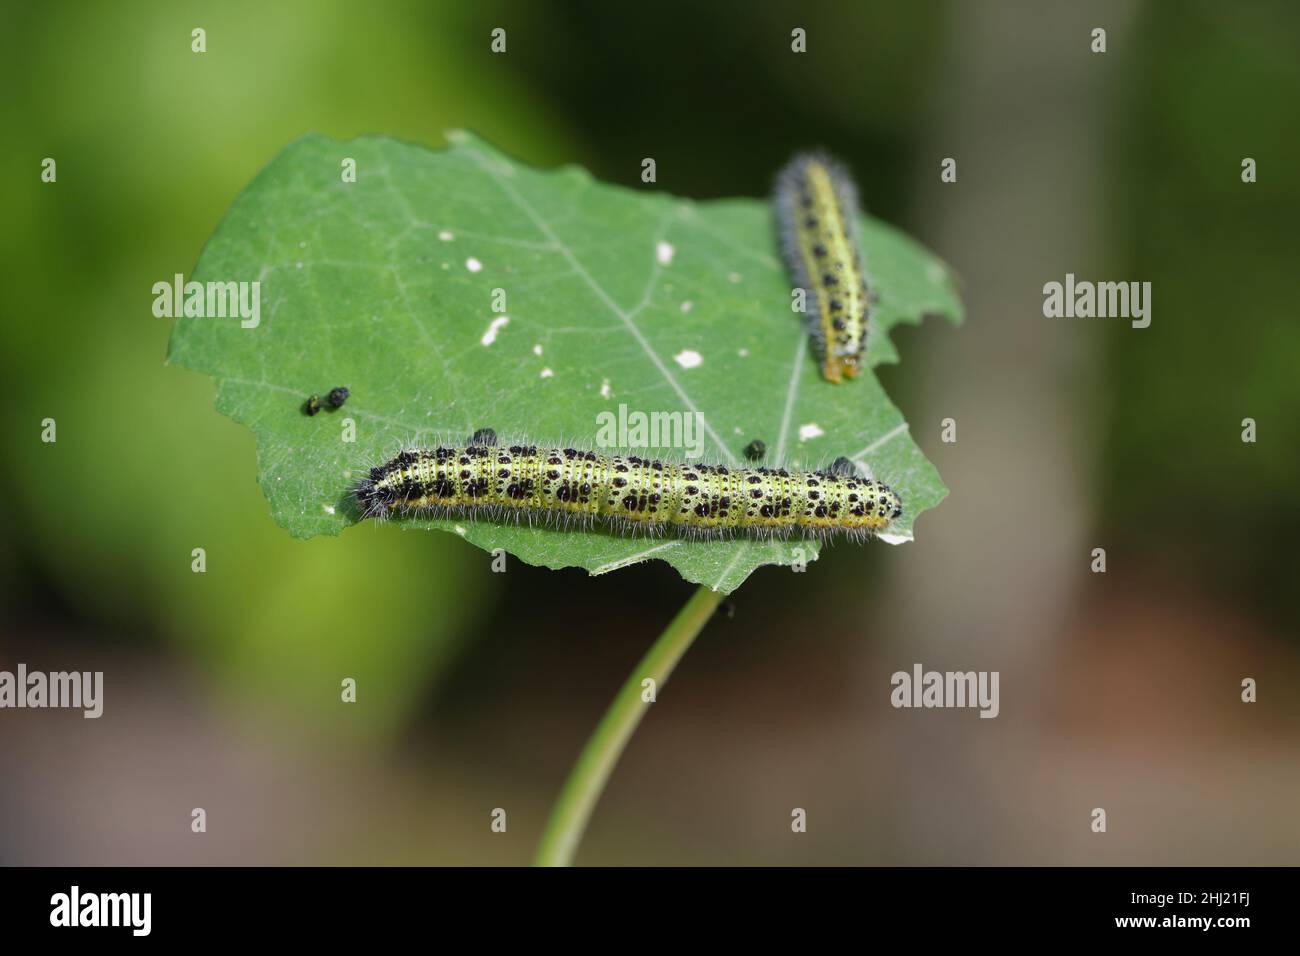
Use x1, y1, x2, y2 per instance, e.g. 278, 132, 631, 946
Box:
774, 152, 872, 383
354, 440, 903, 541
470, 427, 498, 446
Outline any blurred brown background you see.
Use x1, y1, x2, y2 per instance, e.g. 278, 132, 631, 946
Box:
2, 0, 1298, 864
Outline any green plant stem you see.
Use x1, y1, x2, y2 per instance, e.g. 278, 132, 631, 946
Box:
533, 584, 724, 866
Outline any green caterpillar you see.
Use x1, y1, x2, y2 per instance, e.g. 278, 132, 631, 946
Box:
774, 152, 872, 383
355, 437, 902, 540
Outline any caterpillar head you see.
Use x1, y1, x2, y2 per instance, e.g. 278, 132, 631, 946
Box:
874, 481, 904, 527
844, 478, 903, 533
821, 350, 863, 383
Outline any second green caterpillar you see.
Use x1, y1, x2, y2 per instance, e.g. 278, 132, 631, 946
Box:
775, 152, 873, 383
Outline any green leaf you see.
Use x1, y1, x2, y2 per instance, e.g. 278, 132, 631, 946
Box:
167, 132, 962, 594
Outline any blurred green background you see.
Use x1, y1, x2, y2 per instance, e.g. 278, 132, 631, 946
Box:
2, 0, 1298, 865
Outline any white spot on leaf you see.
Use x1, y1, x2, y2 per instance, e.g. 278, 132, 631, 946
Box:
878, 531, 913, 546
673, 349, 703, 369
540, 367, 554, 378
656, 241, 675, 265
533, 343, 543, 355
480, 315, 510, 345
798, 423, 824, 441
438, 230, 453, 241
466, 257, 483, 273
600, 379, 611, 398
